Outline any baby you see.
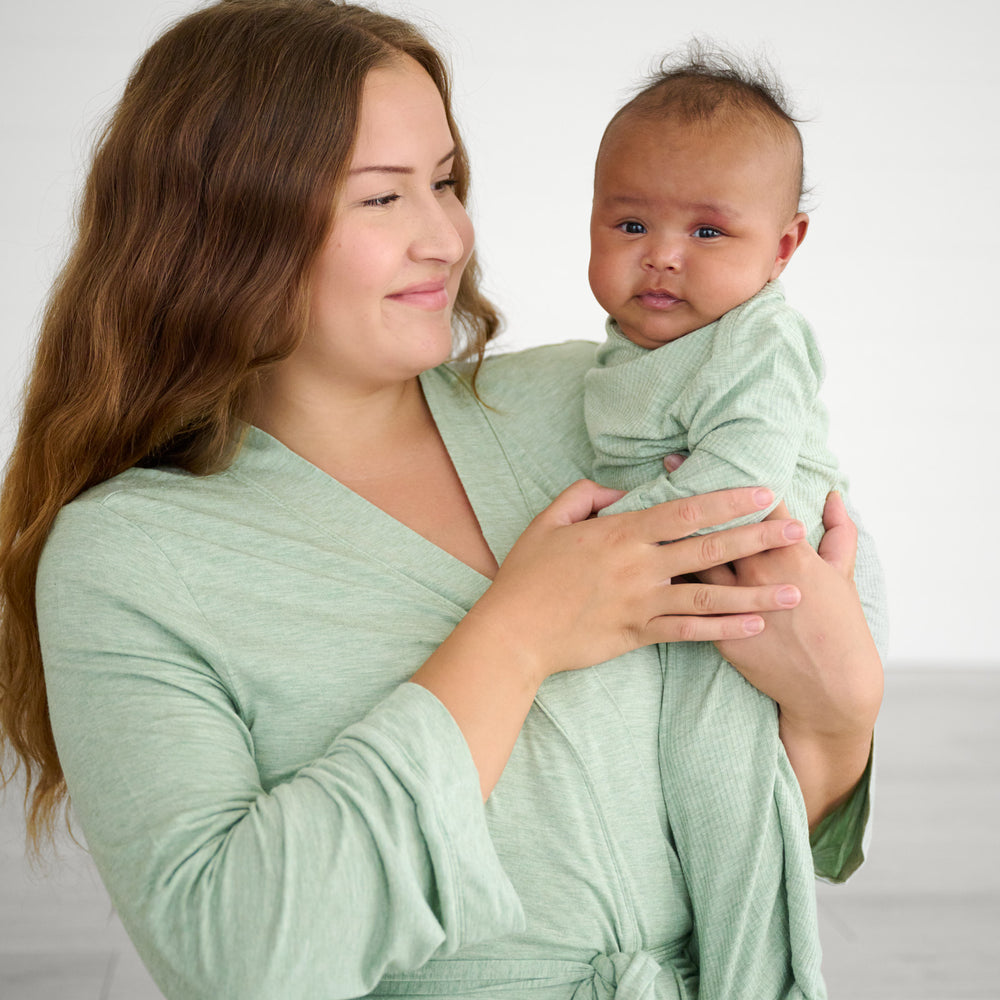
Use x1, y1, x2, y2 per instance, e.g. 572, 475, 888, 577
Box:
583, 50, 887, 998
586, 50, 832, 544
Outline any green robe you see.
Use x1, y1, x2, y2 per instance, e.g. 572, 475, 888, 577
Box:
37, 343, 870, 1000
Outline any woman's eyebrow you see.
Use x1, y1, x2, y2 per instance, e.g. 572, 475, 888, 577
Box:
349, 147, 456, 176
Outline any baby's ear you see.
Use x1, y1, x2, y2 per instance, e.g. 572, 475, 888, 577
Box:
770, 213, 809, 279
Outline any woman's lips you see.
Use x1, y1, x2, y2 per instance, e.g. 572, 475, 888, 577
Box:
387, 280, 449, 310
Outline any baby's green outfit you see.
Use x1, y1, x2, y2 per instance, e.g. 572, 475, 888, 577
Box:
585, 280, 888, 999
588, 282, 838, 538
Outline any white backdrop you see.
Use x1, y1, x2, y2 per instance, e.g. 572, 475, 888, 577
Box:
2, 0, 997, 667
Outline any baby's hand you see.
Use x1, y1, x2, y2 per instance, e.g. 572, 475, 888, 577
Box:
663, 452, 688, 472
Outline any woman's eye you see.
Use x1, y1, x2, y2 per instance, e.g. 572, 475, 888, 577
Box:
433, 176, 458, 194
362, 193, 399, 208
693, 225, 723, 238
619, 221, 646, 235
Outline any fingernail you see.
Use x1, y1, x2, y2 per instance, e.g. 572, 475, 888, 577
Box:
753, 488, 773, 507
777, 586, 800, 606
743, 616, 764, 635
664, 454, 685, 472
784, 520, 805, 540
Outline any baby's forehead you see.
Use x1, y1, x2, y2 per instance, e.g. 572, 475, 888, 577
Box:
595, 109, 802, 205
602, 107, 795, 163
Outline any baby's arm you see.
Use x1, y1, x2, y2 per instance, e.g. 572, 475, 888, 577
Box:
598, 298, 824, 528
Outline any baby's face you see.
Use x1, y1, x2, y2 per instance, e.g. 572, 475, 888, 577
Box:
589, 116, 807, 349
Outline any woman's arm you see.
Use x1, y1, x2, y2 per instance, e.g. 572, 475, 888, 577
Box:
38, 482, 808, 999
39, 502, 521, 1000
414, 480, 808, 798
705, 492, 883, 829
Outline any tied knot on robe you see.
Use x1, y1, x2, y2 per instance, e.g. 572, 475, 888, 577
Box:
574, 946, 693, 1000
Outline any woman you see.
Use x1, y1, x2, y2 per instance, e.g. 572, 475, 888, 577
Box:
0, 2, 881, 998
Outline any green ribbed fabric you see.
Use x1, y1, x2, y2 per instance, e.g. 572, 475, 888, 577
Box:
36, 343, 875, 999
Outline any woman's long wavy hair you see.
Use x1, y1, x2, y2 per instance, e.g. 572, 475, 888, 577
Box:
0, 0, 500, 855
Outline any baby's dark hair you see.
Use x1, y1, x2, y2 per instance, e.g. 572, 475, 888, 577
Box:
601, 40, 806, 208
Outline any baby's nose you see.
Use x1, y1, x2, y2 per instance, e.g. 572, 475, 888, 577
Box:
641, 240, 681, 271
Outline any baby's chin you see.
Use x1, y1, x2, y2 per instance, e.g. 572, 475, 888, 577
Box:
620, 315, 714, 350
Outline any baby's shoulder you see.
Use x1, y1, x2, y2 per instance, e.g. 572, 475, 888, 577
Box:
728, 283, 811, 337
715, 284, 820, 363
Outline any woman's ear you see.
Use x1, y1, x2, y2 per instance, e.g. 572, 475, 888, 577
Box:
770, 213, 809, 280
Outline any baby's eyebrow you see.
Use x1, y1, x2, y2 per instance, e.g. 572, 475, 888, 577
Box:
602, 193, 741, 221
602, 194, 649, 207
349, 147, 456, 176
686, 200, 741, 220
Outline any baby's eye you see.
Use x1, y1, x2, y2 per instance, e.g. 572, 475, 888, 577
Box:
362, 193, 400, 208
693, 225, 723, 238
618, 221, 647, 235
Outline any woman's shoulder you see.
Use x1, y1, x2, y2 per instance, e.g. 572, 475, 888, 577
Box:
52, 462, 233, 524
435, 340, 600, 490
448, 340, 598, 414
40, 455, 264, 574
47, 429, 298, 530
484, 339, 597, 385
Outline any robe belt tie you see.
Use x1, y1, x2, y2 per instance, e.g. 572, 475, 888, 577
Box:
372, 944, 694, 999
577, 946, 691, 1000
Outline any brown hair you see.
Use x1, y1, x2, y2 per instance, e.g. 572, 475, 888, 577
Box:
0, 0, 499, 855
599, 40, 806, 209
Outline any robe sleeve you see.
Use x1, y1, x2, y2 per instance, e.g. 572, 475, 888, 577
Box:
37, 499, 524, 1000
810, 746, 874, 883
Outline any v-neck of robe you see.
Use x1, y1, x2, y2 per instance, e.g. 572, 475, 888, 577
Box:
232, 363, 535, 610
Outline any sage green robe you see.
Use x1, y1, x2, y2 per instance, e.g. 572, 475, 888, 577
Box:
37, 343, 870, 1000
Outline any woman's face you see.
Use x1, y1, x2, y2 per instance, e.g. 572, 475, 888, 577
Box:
301, 56, 474, 394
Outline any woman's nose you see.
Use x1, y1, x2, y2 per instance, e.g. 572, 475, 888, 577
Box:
412, 200, 467, 265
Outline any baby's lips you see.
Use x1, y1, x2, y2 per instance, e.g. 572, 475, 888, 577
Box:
636, 289, 682, 308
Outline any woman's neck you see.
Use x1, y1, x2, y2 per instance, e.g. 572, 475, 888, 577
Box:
252, 367, 498, 578
252, 372, 430, 481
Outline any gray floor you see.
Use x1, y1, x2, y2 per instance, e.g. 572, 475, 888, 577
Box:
1, 666, 997, 999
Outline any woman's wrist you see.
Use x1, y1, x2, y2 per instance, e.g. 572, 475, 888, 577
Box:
411, 608, 544, 799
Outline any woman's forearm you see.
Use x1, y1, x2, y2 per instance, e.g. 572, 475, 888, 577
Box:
411, 611, 541, 799
779, 713, 876, 830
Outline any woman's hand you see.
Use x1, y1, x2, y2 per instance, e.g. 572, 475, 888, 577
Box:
469, 479, 806, 687
703, 492, 883, 827
414, 479, 807, 797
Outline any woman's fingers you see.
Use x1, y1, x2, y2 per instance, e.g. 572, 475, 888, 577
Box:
691, 563, 736, 586
764, 499, 792, 521
481, 482, 810, 681
658, 513, 805, 577
817, 491, 857, 579
633, 486, 778, 542
645, 612, 768, 645
667, 580, 801, 615
638, 580, 801, 645
543, 478, 627, 525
